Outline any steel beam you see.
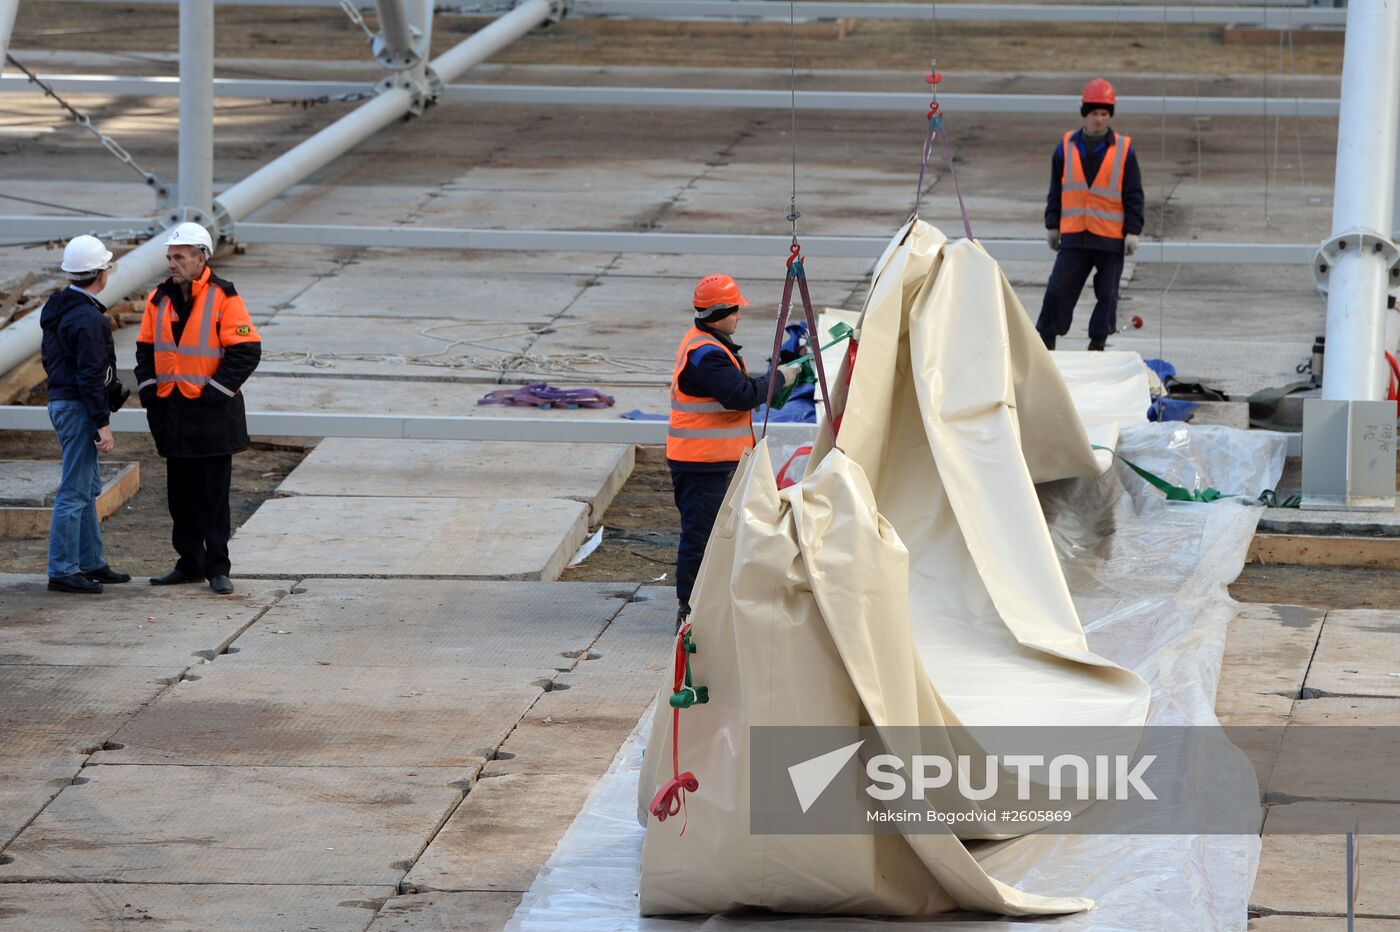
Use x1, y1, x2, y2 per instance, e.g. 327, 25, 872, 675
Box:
0, 404, 817, 445
228, 222, 1318, 264
213, 0, 552, 225
0, 216, 156, 238
178, 0, 215, 225
40, 0, 1333, 21
0, 75, 1344, 118
577, 0, 1342, 26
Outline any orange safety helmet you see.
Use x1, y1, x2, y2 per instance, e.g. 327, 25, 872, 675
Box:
692, 274, 749, 313
1081, 78, 1116, 116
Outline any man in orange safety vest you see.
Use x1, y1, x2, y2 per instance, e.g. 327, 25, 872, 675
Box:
667, 274, 799, 629
135, 223, 261, 595
1038, 78, 1145, 351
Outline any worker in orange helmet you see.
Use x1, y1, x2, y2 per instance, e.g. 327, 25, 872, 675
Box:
667, 274, 800, 629
1038, 78, 1144, 351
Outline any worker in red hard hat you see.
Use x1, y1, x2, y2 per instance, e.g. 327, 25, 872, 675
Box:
1037, 78, 1144, 351
667, 274, 799, 629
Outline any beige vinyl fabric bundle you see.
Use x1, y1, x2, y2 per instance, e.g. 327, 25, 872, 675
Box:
637, 220, 1151, 917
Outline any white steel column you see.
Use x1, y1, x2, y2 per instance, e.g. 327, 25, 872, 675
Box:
214, 0, 550, 224
178, 0, 215, 223
0, 0, 19, 75
1319, 0, 1400, 402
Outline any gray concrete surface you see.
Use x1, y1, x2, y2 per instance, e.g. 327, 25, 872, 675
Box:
278, 438, 635, 519
0, 764, 465, 885
1303, 610, 1400, 699
0, 882, 395, 931
229, 495, 589, 580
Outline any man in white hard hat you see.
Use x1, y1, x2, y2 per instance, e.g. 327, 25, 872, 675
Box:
134, 222, 261, 595
38, 235, 132, 593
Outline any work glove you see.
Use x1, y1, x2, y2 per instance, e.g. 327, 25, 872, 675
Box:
1046, 229, 1060, 252
1124, 233, 1140, 257
138, 386, 157, 409
777, 362, 803, 388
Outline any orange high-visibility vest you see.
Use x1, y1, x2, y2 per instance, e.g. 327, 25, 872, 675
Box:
666, 326, 756, 463
137, 266, 259, 400
1058, 130, 1132, 240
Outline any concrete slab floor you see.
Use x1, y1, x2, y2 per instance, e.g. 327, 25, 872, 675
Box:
0, 882, 395, 931
0, 755, 86, 847
0, 573, 282, 667
1270, 698, 1400, 804
401, 772, 601, 895
369, 890, 524, 932
254, 316, 539, 382
1254, 805, 1400, 918
1304, 610, 1400, 699
0, 764, 464, 886
1, 664, 182, 759
482, 670, 664, 778
278, 265, 593, 326
225, 579, 638, 671
229, 495, 589, 581
102, 660, 542, 768
278, 438, 635, 520
243, 373, 669, 412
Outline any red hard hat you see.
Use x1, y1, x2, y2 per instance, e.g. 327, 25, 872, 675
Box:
1082, 78, 1117, 109
693, 274, 749, 311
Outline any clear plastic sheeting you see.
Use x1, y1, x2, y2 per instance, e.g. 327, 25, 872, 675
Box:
507, 421, 1280, 931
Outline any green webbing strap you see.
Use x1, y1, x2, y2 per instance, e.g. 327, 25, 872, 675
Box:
1092, 445, 1300, 507
1092, 445, 1227, 502
668, 632, 709, 709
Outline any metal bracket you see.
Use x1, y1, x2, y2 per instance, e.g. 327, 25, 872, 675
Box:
372, 27, 423, 70
374, 65, 442, 115
546, 0, 571, 24
1313, 229, 1400, 294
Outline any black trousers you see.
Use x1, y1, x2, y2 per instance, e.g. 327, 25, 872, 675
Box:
670, 466, 736, 607
166, 454, 233, 578
1036, 247, 1124, 343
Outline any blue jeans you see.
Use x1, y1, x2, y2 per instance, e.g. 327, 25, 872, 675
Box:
47, 400, 105, 578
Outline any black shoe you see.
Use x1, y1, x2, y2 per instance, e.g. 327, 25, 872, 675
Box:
150, 567, 203, 586
1087, 337, 1107, 351
208, 575, 234, 595
1039, 333, 1056, 351
676, 602, 691, 633
83, 565, 131, 584
49, 573, 102, 594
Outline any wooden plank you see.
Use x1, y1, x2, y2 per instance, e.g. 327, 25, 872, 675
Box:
0, 354, 49, 406
0, 462, 140, 539
1249, 533, 1400, 571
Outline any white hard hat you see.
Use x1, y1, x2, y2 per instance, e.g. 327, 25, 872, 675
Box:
165, 222, 214, 254
60, 235, 113, 277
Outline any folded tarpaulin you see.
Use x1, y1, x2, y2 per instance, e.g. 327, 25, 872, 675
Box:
637, 220, 1150, 918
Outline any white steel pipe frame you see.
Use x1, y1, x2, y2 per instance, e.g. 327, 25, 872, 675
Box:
230, 222, 1319, 264
373, 0, 420, 69
0, 75, 1346, 119
0, 0, 552, 379
0, 216, 1319, 265
214, 0, 552, 224
38, 0, 1339, 24
178, 0, 215, 224
1320, 0, 1400, 403
0, 405, 818, 446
